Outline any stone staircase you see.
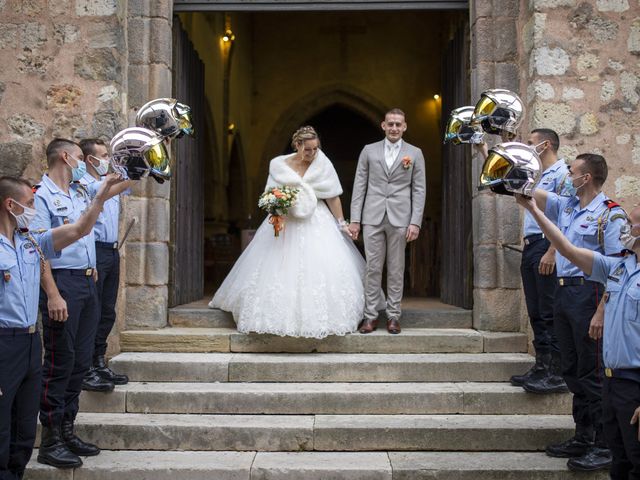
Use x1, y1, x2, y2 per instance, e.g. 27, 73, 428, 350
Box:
25, 299, 608, 479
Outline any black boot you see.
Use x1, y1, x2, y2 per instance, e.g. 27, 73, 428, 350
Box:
546, 425, 593, 458
37, 425, 83, 468
81, 368, 115, 392
93, 355, 129, 385
567, 445, 612, 471
523, 351, 569, 394
510, 353, 547, 387
61, 420, 100, 456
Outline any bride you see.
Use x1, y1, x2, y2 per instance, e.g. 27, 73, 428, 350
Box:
209, 126, 368, 338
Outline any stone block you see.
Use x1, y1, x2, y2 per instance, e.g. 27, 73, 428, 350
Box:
46, 84, 82, 110
73, 412, 314, 451
76, 0, 117, 16
149, 63, 173, 98
493, 19, 518, 62
0, 142, 33, 176
53, 23, 80, 45
497, 248, 522, 289
74, 48, 121, 81
87, 19, 124, 49
170, 306, 236, 327
17, 50, 52, 75
389, 452, 609, 480
495, 195, 521, 245
470, 65, 495, 97
460, 383, 571, 414
124, 197, 170, 242
615, 175, 640, 199
562, 87, 584, 100
23, 462, 72, 480
125, 241, 169, 285
124, 284, 168, 329
16, 0, 45, 15
531, 102, 576, 135
481, 331, 528, 352
51, 113, 86, 139
252, 452, 392, 480
473, 245, 497, 289
150, 18, 173, 65
471, 18, 495, 67
596, 0, 629, 12
621, 71, 640, 105
20, 22, 47, 49
522, 13, 546, 53
472, 194, 496, 245
629, 18, 640, 55
109, 352, 231, 382
128, 64, 149, 107
313, 414, 574, 451
527, 80, 555, 102
601, 80, 616, 102
128, 173, 171, 199
576, 52, 599, 72
80, 389, 126, 413
494, 63, 520, 92
228, 352, 534, 383
127, 17, 150, 64
470, 0, 492, 20
473, 288, 523, 331
0, 81, 5, 104
579, 112, 599, 135
530, 0, 576, 9
8, 114, 44, 141
48, 0, 71, 16
125, 382, 464, 415
120, 328, 230, 353
91, 110, 125, 139
0, 23, 18, 49
492, 0, 519, 17
530, 46, 570, 76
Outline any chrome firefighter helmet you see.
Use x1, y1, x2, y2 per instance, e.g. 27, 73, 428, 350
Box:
443, 106, 485, 145
478, 142, 541, 196
109, 127, 171, 182
135, 98, 194, 139
471, 89, 524, 137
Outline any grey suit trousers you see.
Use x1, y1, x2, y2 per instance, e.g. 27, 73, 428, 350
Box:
363, 214, 407, 321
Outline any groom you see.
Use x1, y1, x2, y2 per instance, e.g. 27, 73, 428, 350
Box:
349, 108, 426, 334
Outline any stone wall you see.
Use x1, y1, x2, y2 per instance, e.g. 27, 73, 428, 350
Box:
523, 0, 640, 208
0, 0, 127, 181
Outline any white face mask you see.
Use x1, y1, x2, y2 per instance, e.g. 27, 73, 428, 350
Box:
10, 199, 37, 230
620, 223, 640, 251
89, 155, 110, 176
533, 140, 547, 155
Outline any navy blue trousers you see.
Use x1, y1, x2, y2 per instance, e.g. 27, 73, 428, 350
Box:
39, 272, 99, 428
93, 245, 120, 359
554, 280, 605, 441
603, 377, 640, 479
520, 237, 559, 354
0, 332, 41, 480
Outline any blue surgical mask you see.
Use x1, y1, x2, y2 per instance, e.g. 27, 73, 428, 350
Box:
65, 153, 87, 182
563, 174, 586, 197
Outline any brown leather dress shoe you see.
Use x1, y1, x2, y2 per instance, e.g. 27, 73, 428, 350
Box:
358, 318, 378, 334
387, 318, 401, 334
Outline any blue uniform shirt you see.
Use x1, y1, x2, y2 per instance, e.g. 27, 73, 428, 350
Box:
80, 173, 121, 243
523, 159, 568, 237
587, 252, 640, 369
30, 174, 96, 269
0, 230, 59, 328
545, 192, 626, 277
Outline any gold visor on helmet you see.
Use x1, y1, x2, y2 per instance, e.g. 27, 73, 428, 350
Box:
145, 141, 171, 178
174, 102, 194, 136
473, 96, 497, 121
479, 151, 512, 187
444, 118, 463, 143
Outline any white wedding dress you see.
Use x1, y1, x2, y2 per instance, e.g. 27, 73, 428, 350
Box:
209, 151, 367, 338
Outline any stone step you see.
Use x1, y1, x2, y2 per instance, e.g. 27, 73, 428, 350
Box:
80, 382, 571, 415
24, 451, 607, 480
109, 352, 535, 383
170, 305, 473, 329
35, 414, 574, 452
119, 327, 527, 353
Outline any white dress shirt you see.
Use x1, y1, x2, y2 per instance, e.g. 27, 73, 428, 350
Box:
384, 139, 402, 169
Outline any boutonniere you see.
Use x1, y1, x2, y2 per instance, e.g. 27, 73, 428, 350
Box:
402, 156, 412, 170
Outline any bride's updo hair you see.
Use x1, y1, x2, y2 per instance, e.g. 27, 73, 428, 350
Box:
291, 125, 321, 150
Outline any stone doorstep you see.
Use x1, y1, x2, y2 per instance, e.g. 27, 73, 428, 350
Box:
109, 351, 535, 383
79, 382, 572, 415
24, 451, 609, 480
120, 327, 526, 354
34, 413, 574, 452
169, 307, 473, 329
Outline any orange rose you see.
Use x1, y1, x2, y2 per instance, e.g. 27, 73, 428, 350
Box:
402, 156, 412, 169
272, 188, 285, 198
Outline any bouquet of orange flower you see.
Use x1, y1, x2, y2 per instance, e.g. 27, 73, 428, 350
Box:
258, 186, 299, 237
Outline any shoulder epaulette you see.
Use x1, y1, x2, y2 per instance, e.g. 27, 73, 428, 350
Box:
604, 199, 621, 209
597, 199, 628, 249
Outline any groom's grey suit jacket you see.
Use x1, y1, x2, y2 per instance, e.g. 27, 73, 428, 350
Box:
350, 140, 427, 228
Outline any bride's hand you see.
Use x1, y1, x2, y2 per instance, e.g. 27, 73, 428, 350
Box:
341, 225, 354, 239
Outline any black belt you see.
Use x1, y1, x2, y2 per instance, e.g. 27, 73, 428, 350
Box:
96, 241, 118, 250
52, 268, 95, 277
605, 368, 640, 383
0, 325, 36, 335
558, 276, 585, 286
523, 233, 545, 245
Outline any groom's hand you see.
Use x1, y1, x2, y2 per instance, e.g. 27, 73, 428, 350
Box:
406, 224, 420, 242
348, 222, 360, 240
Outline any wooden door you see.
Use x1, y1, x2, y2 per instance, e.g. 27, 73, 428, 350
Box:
170, 17, 206, 306
440, 23, 473, 309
